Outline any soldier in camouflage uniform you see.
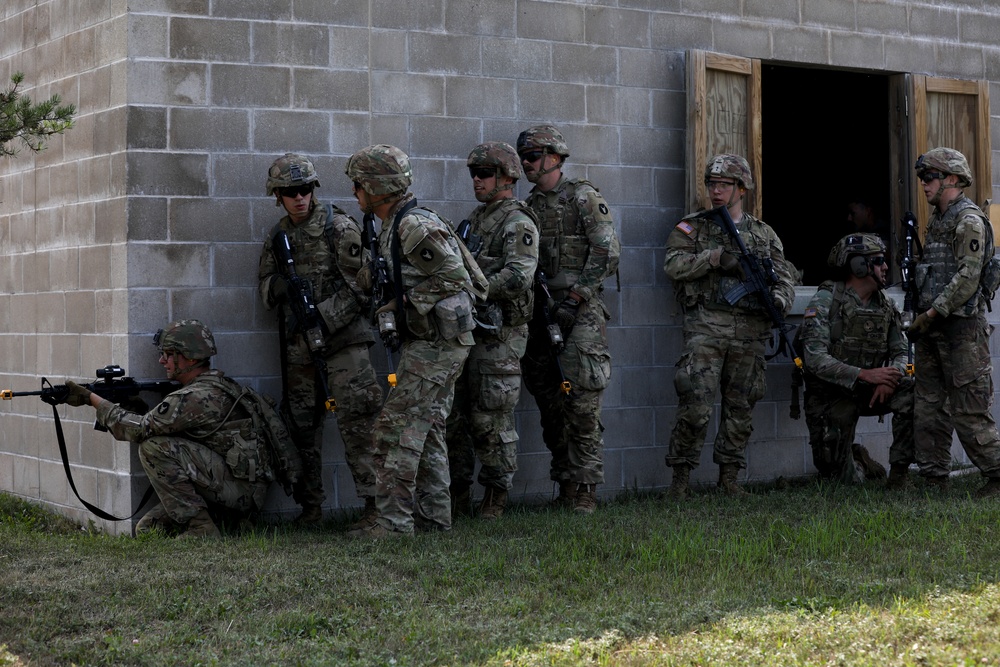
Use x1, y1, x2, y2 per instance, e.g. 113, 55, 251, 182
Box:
517, 125, 620, 514
907, 147, 1000, 495
446, 141, 539, 520
663, 154, 794, 498
800, 234, 914, 486
65, 321, 278, 538
258, 153, 383, 526
345, 144, 480, 537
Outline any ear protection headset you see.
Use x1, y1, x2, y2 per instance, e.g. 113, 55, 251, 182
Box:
848, 255, 871, 278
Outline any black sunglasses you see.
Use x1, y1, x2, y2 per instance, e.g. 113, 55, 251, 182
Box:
919, 171, 945, 184
520, 150, 546, 163
280, 184, 314, 198
869, 256, 887, 266
469, 166, 496, 180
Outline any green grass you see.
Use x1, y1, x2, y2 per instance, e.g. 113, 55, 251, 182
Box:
3, 477, 1000, 665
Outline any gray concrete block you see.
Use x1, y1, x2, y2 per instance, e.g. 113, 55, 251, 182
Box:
371, 30, 408, 71
884, 35, 936, 76
253, 109, 331, 154
803, 0, 856, 30
615, 443, 669, 491
129, 13, 168, 58
212, 0, 290, 20
620, 364, 675, 407
935, 41, 987, 79
410, 32, 482, 75
517, 1, 585, 43
445, 76, 517, 119
126, 197, 167, 242
369, 115, 410, 151
127, 243, 211, 287
516, 81, 586, 123
170, 108, 249, 151
170, 17, 250, 61
252, 22, 329, 66
620, 126, 676, 167
446, 0, 516, 37
771, 25, 831, 65
124, 0, 208, 14
211, 64, 290, 108
830, 32, 886, 70
482, 38, 551, 80
552, 44, 618, 85
214, 243, 261, 287
94, 106, 126, 155
856, 1, 908, 36
710, 19, 772, 61
614, 245, 657, 289
331, 26, 370, 69
372, 72, 445, 115
621, 48, 683, 91
171, 287, 256, 331
410, 116, 482, 158
212, 153, 272, 198
650, 12, 713, 51
49, 247, 80, 291
586, 165, 659, 207
293, 69, 369, 111
295, 0, 369, 26
127, 152, 208, 197
129, 61, 207, 106
371, 0, 444, 30
745, 0, 799, 24
126, 106, 166, 150
909, 6, 959, 41
170, 198, 252, 242
80, 66, 113, 116
584, 7, 650, 48
329, 112, 372, 154
35, 292, 65, 333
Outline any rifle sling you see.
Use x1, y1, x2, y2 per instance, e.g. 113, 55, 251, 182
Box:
390, 199, 419, 337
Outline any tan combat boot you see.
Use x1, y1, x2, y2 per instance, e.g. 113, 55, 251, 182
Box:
135, 503, 178, 536
177, 509, 222, 539
924, 475, 950, 493
886, 463, 911, 489
852, 443, 887, 480
554, 481, 577, 508
294, 504, 323, 525
348, 497, 379, 532
667, 464, 691, 501
718, 463, 749, 496
573, 484, 598, 514
478, 486, 508, 520
974, 477, 1000, 499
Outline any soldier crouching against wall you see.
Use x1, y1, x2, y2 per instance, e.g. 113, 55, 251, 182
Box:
663, 154, 794, 498
64, 320, 287, 538
799, 234, 914, 486
345, 144, 480, 537
257, 153, 383, 527
446, 141, 539, 520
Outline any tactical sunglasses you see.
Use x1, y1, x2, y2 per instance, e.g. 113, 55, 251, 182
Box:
918, 171, 945, 183
469, 167, 496, 180
519, 150, 546, 163
869, 256, 887, 266
280, 184, 315, 198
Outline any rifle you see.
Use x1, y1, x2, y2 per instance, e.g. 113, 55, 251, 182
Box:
535, 271, 572, 395
707, 205, 802, 368
271, 229, 337, 413
456, 219, 483, 257
364, 213, 398, 388
899, 211, 921, 376
2, 365, 180, 521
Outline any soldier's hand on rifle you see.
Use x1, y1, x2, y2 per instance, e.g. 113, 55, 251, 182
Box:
268, 275, 291, 304
906, 310, 936, 341
356, 264, 373, 295
64, 381, 93, 407
376, 298, 398, 315
718, 251, 746, 281
553, 297, 580, 337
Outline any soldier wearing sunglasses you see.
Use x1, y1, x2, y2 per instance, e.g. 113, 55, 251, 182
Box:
798, 234, 914, 487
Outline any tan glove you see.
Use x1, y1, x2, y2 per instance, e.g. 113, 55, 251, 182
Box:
64, 380, 93, 407
356, 265, 373, 295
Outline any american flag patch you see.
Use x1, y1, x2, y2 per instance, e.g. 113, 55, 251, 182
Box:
676, 221, 694, 235
803, 307, 817, 318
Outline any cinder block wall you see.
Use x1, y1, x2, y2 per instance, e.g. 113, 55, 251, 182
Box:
2, 0, 1000, 531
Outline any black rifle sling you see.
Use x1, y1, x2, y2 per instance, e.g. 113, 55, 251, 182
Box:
390, 199, 419, 337
43, 377, 155, 522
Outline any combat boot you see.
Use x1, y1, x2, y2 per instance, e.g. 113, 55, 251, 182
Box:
718, 464, 749, 497
177, 509, 221, 539
924, 475, 950, 493
852, 443, 887, 480
135, 503, 178, 536
974, 477, 1000, 499
667, 464, 691, 501
478, 486, 508, 520
451, 483, 473, 518
553, 481, 577, 508
886, 463, 911, 489
294, 504, 323, 525
348, 497, 379, 532
573, 484, 598, 514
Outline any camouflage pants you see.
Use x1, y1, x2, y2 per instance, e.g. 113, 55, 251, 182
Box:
914, 315, 1000, 478
804, 378, 914, 484
667, 332, 766, 469
285, 343, 383, 507
373, 338, 470, 533
446, 324, 527, 491
138, 435, 268, 524
522, 297, 610, 485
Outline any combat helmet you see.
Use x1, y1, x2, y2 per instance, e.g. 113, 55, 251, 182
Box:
705, 154, 754, 191
827, 233, 886, 280
344, 144, 412, 197
468, 141, 523, 180
915, 147, 973, 188
516, 125, 570, 158
153, 319, 217, 361
266, 153, 320, 197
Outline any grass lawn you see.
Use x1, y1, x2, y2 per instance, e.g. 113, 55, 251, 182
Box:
3, 474, 1000, 666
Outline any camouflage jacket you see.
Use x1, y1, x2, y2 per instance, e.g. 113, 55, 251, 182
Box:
916, 195, 990, 318
258, 201, 373, 364
664, 209, 794, 340
800, 281, 907, 391
380, 194, 476, 345
466, 197, 539, 327
96, 370, 254, 460
524, 175, 619, 302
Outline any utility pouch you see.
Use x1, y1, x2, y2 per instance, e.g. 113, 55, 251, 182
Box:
434, 291, 476, 340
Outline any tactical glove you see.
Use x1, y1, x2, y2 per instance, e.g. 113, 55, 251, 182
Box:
65, 380, 93, 407
553, 298, 580, 338
718, 251, 746, 281
269, 275, 291, 304
356, 264, 373, 295
906, 311, 934, 342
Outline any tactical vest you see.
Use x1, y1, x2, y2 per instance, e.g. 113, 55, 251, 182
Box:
917, 197, 991, 317
823, 282, 895, 370
473, 199, 537, 327
530, 178, 617, 283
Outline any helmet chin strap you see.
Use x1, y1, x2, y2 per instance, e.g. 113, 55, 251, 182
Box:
535, 149, 561, 178
481, 174, 514, 201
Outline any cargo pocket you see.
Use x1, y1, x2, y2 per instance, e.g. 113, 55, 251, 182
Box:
573, 341, 612, 391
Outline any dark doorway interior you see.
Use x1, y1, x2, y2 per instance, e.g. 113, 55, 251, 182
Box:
762, 65, 891, 285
